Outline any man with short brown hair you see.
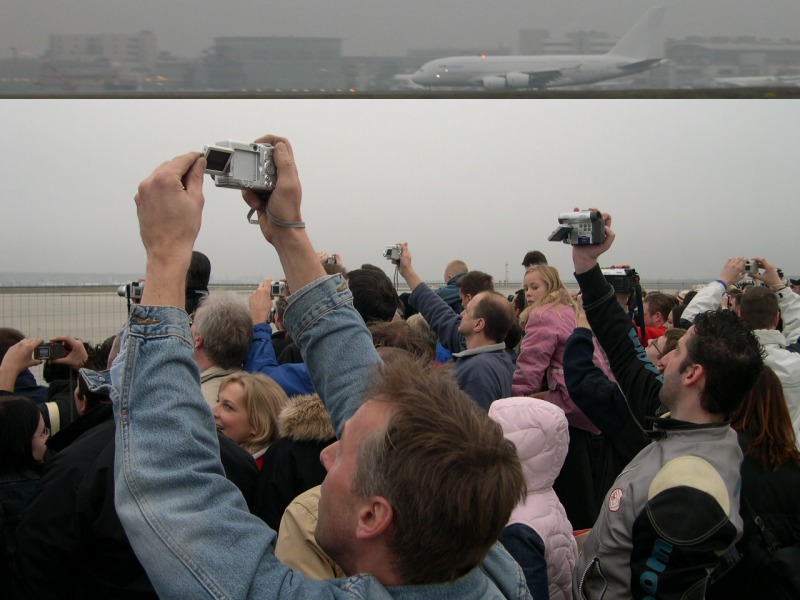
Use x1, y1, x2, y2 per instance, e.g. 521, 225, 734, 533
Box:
109, 135, 530, 599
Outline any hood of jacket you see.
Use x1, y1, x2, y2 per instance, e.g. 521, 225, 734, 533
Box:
489, 396, 569, 491
279, 393, 336, 442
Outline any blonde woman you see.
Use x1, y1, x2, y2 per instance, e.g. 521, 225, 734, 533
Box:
513, 264, 606, 431
213, 372, 288, 470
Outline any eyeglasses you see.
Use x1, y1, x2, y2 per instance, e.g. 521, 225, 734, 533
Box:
35, 427, 50, 438
649, 337, 664, 357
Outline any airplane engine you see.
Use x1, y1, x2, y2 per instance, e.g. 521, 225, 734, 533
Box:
482, 76, 509, 90
504, 73, 532, 88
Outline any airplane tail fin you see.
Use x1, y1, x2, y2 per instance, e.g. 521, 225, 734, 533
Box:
607, 6, 666, 59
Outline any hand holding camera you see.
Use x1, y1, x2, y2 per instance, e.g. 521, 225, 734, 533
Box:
0, 337, 44, 392
250, 280, 275, 325
749, 257, 783, 289
45, 336, 89, 369
567, 208, 615, 275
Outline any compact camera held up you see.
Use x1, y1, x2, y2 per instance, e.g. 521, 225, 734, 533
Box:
33, 341, 66, 361
383, 246, 402, 261
117, 281, 144, 302
203, 141, 277, 194
271, 281, 287, 298
743, 259, 760, 274
548, 210, 606, 245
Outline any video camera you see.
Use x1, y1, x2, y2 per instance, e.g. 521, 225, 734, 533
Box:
117, 281, 144, 302
203, 140, 277, 194
548, 210, 606, 245
383, 246, 402, 261
601, 266, 638, 295
33, 341, 66, 361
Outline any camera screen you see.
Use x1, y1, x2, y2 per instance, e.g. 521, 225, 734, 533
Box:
205, 148, 231, 174
36, 346, 51, 359
232, 149, 258, 181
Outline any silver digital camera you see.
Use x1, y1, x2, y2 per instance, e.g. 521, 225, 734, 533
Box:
548, 210, 606, 245
383, 246, 402, 261
203, 140, 277, 193
743, 259, 759, 274
117, 281, 144, 301
271, 281, 287, 297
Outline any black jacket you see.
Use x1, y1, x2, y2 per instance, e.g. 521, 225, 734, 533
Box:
565, 265, 671, 506
10, 404, 257, 599
251, 394, 336, 531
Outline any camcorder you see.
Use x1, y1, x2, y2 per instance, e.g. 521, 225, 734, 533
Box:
117, 281, 144, 301
203, 140, 277, 193
33, 341, 66, 361
548, 210, 606, 245
743, 259, 759, 274
271, 281, 287, 297
383, 246, 402, 261
601, 267, 638, 295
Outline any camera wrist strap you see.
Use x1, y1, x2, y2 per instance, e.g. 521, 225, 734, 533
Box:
247, 207, 305, 228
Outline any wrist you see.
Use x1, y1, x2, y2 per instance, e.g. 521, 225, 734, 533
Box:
770, 283, 787, 292
573, 256, 598, 275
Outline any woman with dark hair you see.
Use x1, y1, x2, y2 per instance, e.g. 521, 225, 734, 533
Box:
0, 395, 48, 574
708, 365, 800, 598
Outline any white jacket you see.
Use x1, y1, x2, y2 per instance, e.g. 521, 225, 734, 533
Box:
684, 282, 800, 447
489, 397, 578, 600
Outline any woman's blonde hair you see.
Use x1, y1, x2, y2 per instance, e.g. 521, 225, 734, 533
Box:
219, 372, 288, 455
518, 264, 577, 326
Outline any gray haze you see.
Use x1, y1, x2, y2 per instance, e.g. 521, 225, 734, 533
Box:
1, 100, 798, 285
3, 1, 800, 59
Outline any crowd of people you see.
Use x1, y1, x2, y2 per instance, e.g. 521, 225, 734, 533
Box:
2, 134, 799, 599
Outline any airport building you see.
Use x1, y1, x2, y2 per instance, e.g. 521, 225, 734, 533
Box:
201, 37, 347, 91
664, 36, 800, 87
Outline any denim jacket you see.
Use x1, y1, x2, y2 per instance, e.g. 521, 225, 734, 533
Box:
108, 274, 529, 599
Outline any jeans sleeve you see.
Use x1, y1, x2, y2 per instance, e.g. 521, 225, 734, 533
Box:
112, 305, 333, 599
284, 275, 382, 437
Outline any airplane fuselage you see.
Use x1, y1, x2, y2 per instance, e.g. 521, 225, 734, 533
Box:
412, 55, 657, 89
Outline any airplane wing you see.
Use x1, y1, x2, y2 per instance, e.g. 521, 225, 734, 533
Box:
618, 59, 663, 73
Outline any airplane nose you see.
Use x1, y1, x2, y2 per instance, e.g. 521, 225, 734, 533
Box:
412, 70, 425, 84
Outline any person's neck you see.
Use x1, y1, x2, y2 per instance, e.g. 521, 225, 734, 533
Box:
465, 334, 497, 351
670, 401, 724, 425
194, 352, 213, 373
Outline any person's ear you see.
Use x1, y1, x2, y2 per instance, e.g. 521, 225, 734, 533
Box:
683, 363, 705, 389
355, 496, 394, 540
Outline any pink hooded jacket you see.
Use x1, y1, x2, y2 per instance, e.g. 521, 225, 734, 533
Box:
489, 397, 578, 600
512, 303, 608, 433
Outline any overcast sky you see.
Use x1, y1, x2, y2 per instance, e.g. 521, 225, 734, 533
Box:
3, 1, 800, 59
1, 99, 797, 285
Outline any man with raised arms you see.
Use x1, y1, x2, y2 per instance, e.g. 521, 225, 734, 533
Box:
568, 210, 763, 599
106, 136, 529, 599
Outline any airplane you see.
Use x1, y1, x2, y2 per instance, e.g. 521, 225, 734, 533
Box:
714, 74, 800, 87
411, 6, 666, 90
